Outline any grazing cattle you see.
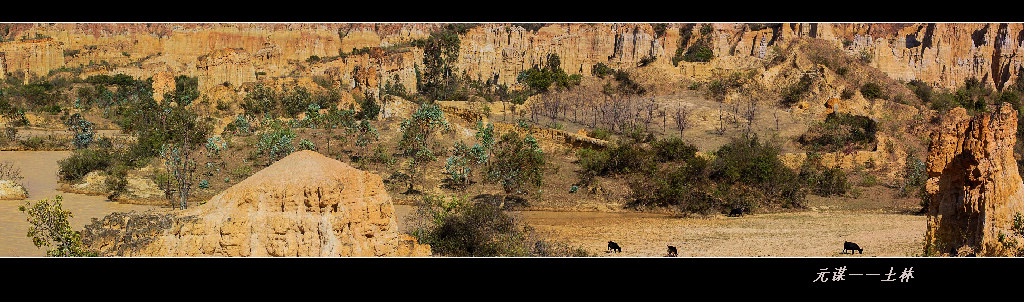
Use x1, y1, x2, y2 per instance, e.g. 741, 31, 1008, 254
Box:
666, 245, 678, 257
843, 241, 864, 254
728, 207, 745, 217
607, 241, 621, 253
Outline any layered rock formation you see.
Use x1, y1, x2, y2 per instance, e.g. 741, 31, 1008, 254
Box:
761, 23, 1024, 91
196, 48, 256, 92
924, 103, 1024, 256
0, 38, 64, 81
3, 22, 1023, 103
82, 150, 431, 257
0, 179, 28, 200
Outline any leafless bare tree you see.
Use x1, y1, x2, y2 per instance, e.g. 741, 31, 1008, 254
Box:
716, 103, 728, 135
742, 97, 759, 137
674, 106, 692, 138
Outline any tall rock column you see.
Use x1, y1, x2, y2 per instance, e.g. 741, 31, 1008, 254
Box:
924, 103, 1024, 256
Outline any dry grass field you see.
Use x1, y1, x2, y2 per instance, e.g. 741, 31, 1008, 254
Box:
395, 186, 927, 257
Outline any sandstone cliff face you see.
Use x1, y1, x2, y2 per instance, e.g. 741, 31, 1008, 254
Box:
767, 23, 1024, 91
196, 48, 256, 92
4, 22, 1024, 101
82, 150, 431, 257
924, 103, 1024, 256
0, 38, 64, 81
457, 23, 671, 87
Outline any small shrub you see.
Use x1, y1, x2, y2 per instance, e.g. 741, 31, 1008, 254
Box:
254, 124, 297, 165
298, 138, 316, 151
58, 148, 114, 182
651, 136, 698, 163
799, 154, 850, 197
588, 128, 611, 140
859, 174, 879, 187
411, 195, 526, 256
860, 82, 884, 100
18, 196, 97, 257
592, 63, 614, 78
798, 113, 878, 152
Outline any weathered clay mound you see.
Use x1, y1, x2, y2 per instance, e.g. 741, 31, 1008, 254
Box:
83, 150, 430, 257
924, 103, 1024, 256
0, 180, 28, 200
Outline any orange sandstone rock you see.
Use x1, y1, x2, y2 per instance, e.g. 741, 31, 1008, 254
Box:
83, 150, 431, 257
924, 103, 1024, 256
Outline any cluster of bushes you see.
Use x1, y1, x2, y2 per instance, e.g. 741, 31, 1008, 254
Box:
252, 121, 297, 166
241, 84, 345, 119
797, 112, 878, 152
518, 53, 582, 93
410, 195, 589, 257
781, 74, 815, 105
860, 82, 885, 100
2, 79, 65, 109
997, 212, 1024, 256
672, 23, 715, 65
578, 135, 809, 215
0, 97, 28, 127
590, 63, 647, 96
926, 77, 994, 114
705, 71, 752, 102
900, 154, 928, 211
58, 74, 213, 201
798, 153, 850, 197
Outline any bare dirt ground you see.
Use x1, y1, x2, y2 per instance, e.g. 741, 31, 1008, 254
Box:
394, 186, 927, 257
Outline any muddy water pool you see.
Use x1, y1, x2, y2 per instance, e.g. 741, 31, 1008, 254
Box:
0, 151, 164, 257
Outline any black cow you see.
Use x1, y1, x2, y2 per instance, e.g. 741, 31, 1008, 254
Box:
607, 241, 621, 253
843, 241, 864, 254
728, 207, 745, 217
666, 245, 678, 257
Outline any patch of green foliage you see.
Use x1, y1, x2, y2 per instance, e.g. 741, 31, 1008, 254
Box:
410, 195, 589, 257
399, 104, 451, 192
798, 153, 850, 197
781, 74, 814, 105
518, 53, 582, 93
18, 196, 97, 257
798, 112, 878, 152
485, 131, 546, 198
580, 135, 808, 215
860, 82, 885, 100
254, 122, 297, 166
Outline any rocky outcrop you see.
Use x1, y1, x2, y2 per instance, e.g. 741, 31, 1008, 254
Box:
0, 180, 28, 200
924, 103, 1024, 256
457, 23, 671, 87
763, 23, 1024, 91
196, 48, 256, 92
0, 38, 65, 81
82, 150, 431, 257
4, 22, 1023, 102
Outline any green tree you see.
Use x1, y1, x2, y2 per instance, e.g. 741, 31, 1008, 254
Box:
65, 113, 95, 149
168, 75, 199, 106
421, 28, 461, 101
485, 132, 546, 207
241, 84, 278, 116
281, 86, 313, 117
18, 196, 97, 257
357, 92, 380, 120
354, 120, 379, 159
399, 104, 451, 192
255, 122, 297, 166
444, 141, 474, 189
411, 195, 529, 257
